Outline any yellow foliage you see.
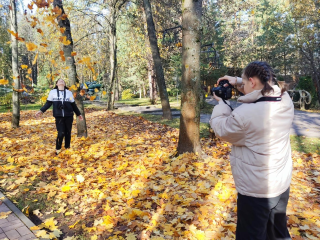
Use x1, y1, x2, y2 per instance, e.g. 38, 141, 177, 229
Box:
0, 110, 319, 239
7, 29, 18, 38
36, 230, 50, 238
25, 42, 37, 51
60, 36, 71, 45
0, 211, 11, 219
61, 185, 71, 192
69, 85, 77, 91
39, 46, 48, 53
0, 79, 9, 85
69, 220, 80, 229
41, 96, 47, 103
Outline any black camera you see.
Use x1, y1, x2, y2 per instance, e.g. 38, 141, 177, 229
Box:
58, 103, 64, 110
211, 80, 233, 100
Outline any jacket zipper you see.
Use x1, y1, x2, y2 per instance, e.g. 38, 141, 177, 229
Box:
61, 91, 64, 117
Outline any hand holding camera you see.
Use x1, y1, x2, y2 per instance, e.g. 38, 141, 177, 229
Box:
211, 78, 234, 100
217, 76, 237, 86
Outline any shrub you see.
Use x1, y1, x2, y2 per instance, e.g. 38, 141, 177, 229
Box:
167, 88, 180, 97
122, 89, 134, 100
0, 92, 12, 109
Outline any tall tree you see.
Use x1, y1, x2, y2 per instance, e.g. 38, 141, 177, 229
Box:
9, 0, 20, 128
0, 5, 11, 82
106, 0, 128, 110
143, 0, 172, 120
290, 0, 320, 103
177, 0, 203, 154
53, 0, 88, 137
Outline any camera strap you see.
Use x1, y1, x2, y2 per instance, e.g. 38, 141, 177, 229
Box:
223, 96, 282, 112
254, 96, 282, 103
57, 89, 66, 103
222, 99, 234, 111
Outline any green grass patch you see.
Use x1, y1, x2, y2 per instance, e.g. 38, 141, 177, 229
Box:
290, 135, 320, 154
115, 97, 214, 115
117, 111, 210, 138
0, 103, 42, 113
115, 98, 155, 106
115, 96, 181, 107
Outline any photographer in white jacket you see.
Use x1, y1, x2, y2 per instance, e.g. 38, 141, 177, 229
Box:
210, 61, 294, 240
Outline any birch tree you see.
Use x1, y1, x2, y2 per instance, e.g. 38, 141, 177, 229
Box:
9, 0, 20, 128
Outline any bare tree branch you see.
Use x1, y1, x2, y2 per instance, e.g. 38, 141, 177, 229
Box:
74, 30, 106, 46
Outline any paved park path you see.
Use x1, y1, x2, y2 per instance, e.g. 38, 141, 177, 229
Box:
0, 193, 37, 240
113, 99, 320, 138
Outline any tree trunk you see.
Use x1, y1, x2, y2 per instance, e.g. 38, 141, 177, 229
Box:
107, 11, 117, 110
103, 71, 109, 94
10, 0, 20, 128
283, 48, 287, 80
142, 80, 146, 98
115, 74, 119, 101
53, 0, 87, 137
148, 58, 157, 104
143, 0, 172, 119
177, 0, 203, 154
32, 60, 38, 86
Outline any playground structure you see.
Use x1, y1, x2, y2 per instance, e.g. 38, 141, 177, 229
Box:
80, 82, 102, 100
287, 90, 312, 110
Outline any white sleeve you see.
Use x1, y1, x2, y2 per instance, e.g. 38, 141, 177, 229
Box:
47, 90, 54, 101
236, 77, 243, 86
210, 102, 246, 146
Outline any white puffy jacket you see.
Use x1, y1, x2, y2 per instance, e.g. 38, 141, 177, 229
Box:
210, 85, 294, 198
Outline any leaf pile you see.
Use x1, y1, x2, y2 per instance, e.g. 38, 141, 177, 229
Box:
0, 109, 319, 239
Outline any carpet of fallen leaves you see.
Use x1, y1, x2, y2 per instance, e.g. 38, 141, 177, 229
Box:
0, 108, 320, 240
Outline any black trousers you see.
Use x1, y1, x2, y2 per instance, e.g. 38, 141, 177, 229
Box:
236, 188, 291, 240
55, 116, 73, 150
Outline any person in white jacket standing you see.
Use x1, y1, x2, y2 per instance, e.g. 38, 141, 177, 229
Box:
210, 61, 294, 240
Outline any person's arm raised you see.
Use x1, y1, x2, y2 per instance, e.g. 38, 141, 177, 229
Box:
217, 75, 242, 86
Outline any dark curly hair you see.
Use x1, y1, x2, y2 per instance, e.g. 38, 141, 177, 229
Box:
243, 61, 285, 96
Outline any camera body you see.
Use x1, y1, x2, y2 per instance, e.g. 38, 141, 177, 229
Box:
211, 80, 233, 100
58, 103, 64, 110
